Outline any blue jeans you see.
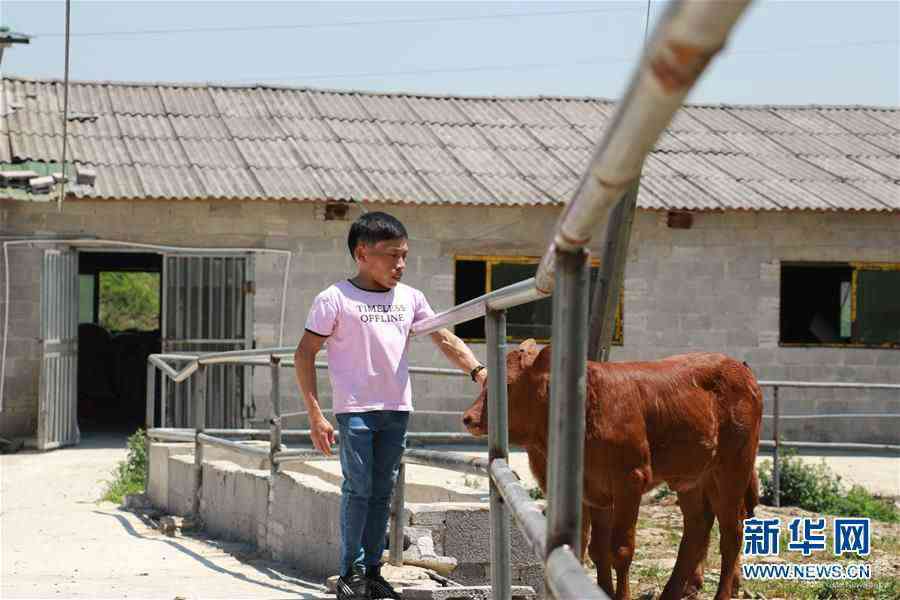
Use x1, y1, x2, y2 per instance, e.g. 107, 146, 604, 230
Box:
336, 410, 409, 576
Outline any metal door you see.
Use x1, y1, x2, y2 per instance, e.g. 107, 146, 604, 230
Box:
161, 254, 254, 428
37, 248, 80, 450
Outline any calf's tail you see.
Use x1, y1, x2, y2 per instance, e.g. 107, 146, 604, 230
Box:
745, 468, 760, 518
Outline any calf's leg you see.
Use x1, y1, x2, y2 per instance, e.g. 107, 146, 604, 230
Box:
587, 505, 614, 596
658, 486, 714, 600
610, 470, 645, 600
711, 468, 752, 600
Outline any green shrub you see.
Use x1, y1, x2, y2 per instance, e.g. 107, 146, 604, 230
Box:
528, 486, 545, 500
101, 429, 147, 504
759, 449, 898, 523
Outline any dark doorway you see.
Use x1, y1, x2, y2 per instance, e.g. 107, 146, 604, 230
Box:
78, 252, 162, 432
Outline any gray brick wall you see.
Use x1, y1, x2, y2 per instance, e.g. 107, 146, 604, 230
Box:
1, 199, 897, 443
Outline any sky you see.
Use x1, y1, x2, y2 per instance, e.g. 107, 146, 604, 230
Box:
1, 1, 898, 107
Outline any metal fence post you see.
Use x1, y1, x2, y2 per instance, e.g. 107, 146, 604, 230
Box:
389, 463, 406, 566
588, 179, 639, 363
269, 355, 282, 463
145, 361, 156, 491
487, 309, 511, 600
192, 364, 207, 519
546, 249, 590, 559
773, 385, 780, 508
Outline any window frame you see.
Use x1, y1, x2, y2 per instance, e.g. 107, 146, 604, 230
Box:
779, 260, 900, 350
453, 254, 624, 345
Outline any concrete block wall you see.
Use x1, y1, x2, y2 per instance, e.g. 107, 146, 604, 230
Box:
149, 442, 543, 589
2, 198, 898, 443
0, 246, 43, 439
615, 210, 900, 444
201, 460, 269, 546
269, 470, 343, 577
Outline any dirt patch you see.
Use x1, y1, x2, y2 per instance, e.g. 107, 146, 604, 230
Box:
586, 497, 900, 600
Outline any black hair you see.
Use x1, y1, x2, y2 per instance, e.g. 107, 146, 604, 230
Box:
347, 211, 408, 257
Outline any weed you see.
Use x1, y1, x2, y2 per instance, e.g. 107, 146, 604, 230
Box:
101, 429, 147, 505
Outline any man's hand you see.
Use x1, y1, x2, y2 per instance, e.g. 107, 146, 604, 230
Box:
310, 415, 336, 455
475, 367, 488, 388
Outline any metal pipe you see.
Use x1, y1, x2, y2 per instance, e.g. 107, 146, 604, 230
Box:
192, 364, 207, 518
401, 449, 488, 476
410, 278, 547, 338
759, 381, 900, 390
535, 0, 752, 293
196, 346, 298, 365
758, 440, 900, 454
486, 309, 511, 600
588, 178, 640, 362
491, 459, 547, 560
272, 448, 336, 464
270, 356, 282, 464
147, 428, 197, 443
149, 355, 197, 383
546, 249, 590, 559
145, 362, 156, 488
546, 545, 612, 600
389, 463, 406, 566
773, 385, 780, 508
763, 413, 900, 420
197, 432, 271, 458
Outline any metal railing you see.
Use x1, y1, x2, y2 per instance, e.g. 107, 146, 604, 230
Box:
144, 2, 759, 597
759, 380, 900, 507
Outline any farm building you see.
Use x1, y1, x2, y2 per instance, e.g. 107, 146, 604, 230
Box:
0, 76, 897, 450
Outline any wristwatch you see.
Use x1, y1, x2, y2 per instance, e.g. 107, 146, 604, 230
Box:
469, 365, 486, 382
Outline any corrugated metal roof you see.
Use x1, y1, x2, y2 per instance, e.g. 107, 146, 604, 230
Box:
818, 109, 895, 135
801, 155, 892, 181
394, 144, 459, 174
743, 179, 833, 211
818, 134, 894, 157
1, 76, 897, 211
847, 180, 900, 209
641, 176, 720, 210
793, 180, 891, 211
250, 166, 321, 200
158, 86, 218, 117
851, 156, 899, 180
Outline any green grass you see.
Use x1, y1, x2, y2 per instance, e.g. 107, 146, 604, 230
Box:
101, 429, 147, 505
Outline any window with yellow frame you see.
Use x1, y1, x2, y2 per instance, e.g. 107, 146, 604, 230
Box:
780, 261, 900, 348
454, 255, 624, 344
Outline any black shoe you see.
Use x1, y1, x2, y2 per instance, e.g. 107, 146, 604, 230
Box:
366, 565, 401, 600
336, 567, 370, 600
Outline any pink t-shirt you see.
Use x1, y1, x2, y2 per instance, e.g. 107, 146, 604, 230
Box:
305, 279, 435, 414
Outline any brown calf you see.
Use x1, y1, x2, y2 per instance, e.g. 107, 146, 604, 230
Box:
462, 340, 762, 600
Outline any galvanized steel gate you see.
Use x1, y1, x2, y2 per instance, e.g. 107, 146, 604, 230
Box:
37, 248, 80, 450
161, 253, 255, 429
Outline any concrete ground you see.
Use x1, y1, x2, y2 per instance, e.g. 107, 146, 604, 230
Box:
1, 433, 896, 600
0, 431, 328, 600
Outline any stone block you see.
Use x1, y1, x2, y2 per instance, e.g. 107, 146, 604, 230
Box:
403, 585, 535, 600
449, 563, 488, 586
148, 442, 193, 510
167, 455, 197, 517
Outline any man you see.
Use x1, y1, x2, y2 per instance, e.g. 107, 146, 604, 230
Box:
294, 211, 487, 600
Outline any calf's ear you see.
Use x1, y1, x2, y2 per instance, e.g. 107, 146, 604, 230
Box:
530, 345, 552, 373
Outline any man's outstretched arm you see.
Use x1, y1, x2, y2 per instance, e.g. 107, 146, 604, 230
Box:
429, 328, 488, 386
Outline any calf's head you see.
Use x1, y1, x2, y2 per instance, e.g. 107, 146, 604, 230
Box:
462, 339, 551, 445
